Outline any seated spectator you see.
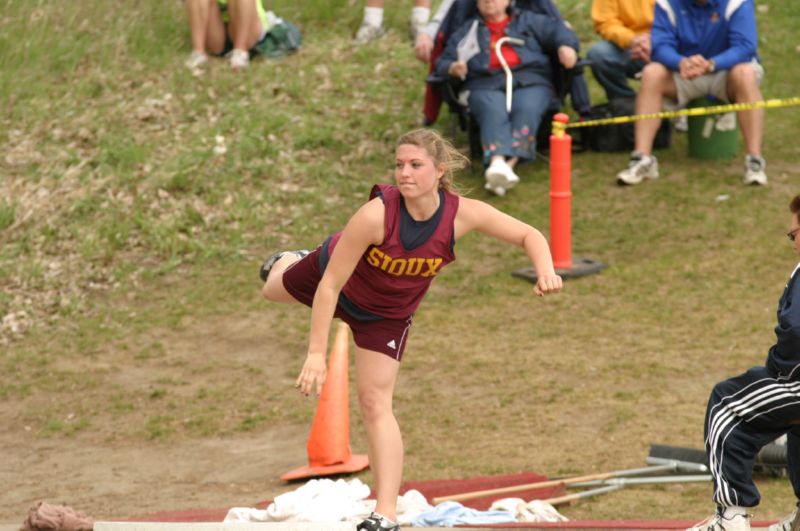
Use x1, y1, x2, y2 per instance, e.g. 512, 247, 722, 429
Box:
587, 0, 654, 101
184, 0, 270, 70
355, 0, 433, 44
616, 0, 766, 186
422, 0, 592, 127
435, 0, 578, 196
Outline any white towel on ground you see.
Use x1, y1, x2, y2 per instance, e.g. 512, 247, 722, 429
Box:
489, 497, 569, 522
223, 478, 432, 524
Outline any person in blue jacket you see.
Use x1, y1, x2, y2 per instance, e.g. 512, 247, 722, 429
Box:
435, 0, 578, 197
616, 0, 767, 187
687, 195, 800, 531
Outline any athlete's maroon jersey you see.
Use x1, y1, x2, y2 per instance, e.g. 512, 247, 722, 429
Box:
328, 184, 459, 319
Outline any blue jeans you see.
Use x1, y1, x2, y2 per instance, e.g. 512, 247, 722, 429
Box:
586, 40, 646, 100
468, 84, 553, 164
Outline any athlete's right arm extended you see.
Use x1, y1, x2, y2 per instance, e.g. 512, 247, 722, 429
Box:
295, 199, 384, 396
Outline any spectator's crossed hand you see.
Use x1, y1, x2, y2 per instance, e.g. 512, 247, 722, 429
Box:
557, 46, 577, 69
629, 33, 651, 63
679, 54, 711, 80
448, 60, 468, 80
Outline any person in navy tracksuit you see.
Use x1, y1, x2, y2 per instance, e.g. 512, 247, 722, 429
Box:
688, 195, 800, 531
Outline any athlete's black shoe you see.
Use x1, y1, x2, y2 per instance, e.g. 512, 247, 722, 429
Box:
259, 250, 309, 282
356, 512, 400, 531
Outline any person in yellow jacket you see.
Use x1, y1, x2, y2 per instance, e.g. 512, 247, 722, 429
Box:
586, 0, 655, 100
184, 0, 270, 70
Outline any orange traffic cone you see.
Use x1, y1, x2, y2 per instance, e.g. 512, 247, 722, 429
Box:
281, 322, 370, 481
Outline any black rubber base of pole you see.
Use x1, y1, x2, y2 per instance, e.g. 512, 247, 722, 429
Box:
512, 257, 607, 282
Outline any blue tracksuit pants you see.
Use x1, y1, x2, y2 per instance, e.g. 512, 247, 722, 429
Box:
705, 366, 800, 508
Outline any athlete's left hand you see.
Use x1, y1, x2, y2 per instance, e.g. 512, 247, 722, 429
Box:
533, 274, 562, 297
296, 352, 327, 397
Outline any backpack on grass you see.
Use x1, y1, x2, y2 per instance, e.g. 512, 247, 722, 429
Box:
255, 13, 302, 58
581, 97, 671, 152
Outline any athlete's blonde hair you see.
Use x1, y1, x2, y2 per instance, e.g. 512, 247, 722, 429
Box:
396, 128, 470, 193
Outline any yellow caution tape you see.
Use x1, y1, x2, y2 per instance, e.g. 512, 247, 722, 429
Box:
554, 97, 800, 132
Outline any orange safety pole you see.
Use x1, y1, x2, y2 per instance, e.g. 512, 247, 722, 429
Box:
549, 113, 572, 270
514, 116, 604, 284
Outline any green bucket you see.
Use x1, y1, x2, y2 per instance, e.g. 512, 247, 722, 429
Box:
687, 97, 739, 160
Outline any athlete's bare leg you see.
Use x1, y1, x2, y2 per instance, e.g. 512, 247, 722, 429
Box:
261, 254, 302, 303
356, 347, 402, 522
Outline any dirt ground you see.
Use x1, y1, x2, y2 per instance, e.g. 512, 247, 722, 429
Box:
2, 305, 796, 526
1, 309, 317, 524
0, 424, 309, 523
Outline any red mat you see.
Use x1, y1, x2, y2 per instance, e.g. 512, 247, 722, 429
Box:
399, 474, 778, 529
457, 521, 776, 530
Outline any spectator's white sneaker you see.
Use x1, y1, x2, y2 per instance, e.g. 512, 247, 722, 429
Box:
767, 507, 800, 531
484, 182, 507, 197
354, 22, 385, 44
485, 159, 520, 193
230, 49, 249, 70
617, 151, 659, 185
686, 512, 750, 531
185, 50, 208, 70
674, 115, 689, 132
743, 154, 767, 186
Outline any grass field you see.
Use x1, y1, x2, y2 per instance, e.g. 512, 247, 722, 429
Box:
2, 0, 800, 524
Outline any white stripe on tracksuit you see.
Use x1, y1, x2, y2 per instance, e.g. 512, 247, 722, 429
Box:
706, 373, 800, 506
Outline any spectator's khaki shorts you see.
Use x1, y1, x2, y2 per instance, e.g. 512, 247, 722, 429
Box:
664, 59, 764, 109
